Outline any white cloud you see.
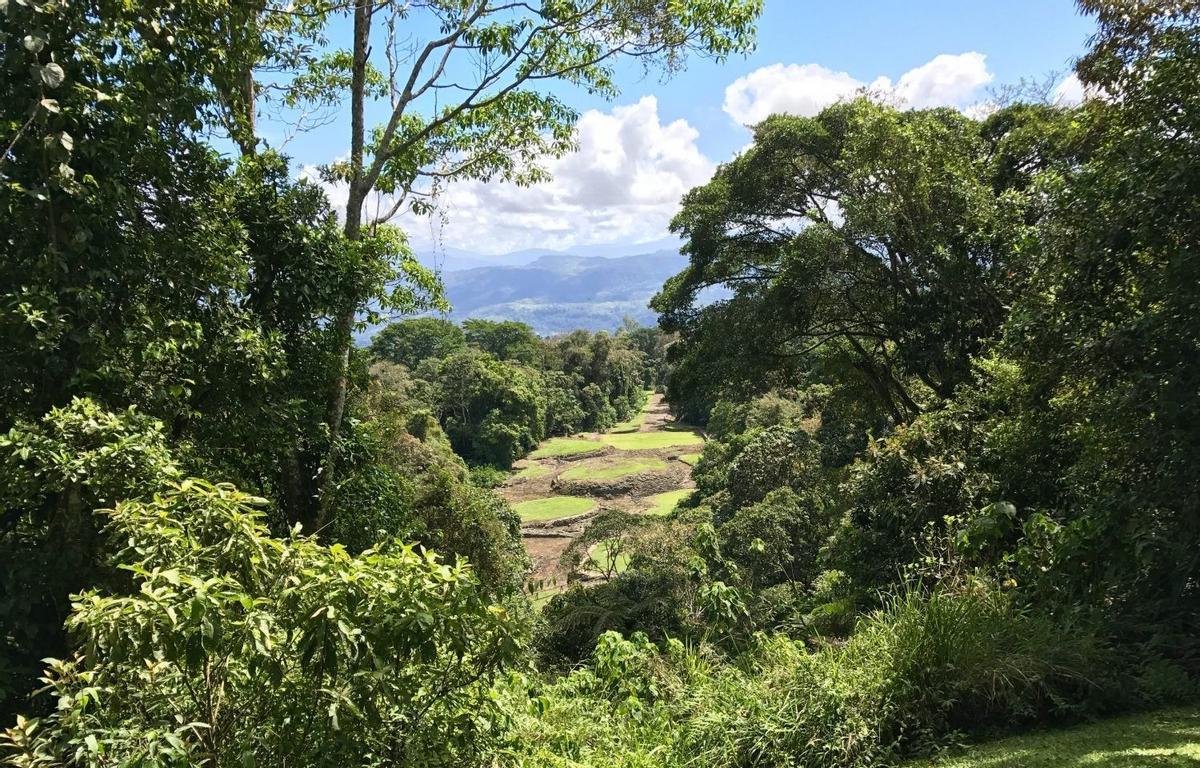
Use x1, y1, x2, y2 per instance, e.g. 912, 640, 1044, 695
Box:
886, 52, 992, 108
723, 63, 865, 125
723, 52, 994, 126
1053, 72, 1086, 105
308, 96, 714, 255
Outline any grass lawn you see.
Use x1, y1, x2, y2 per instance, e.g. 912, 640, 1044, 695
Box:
643, 489, 691, 516
513, 463, 550, 480
529, 438, 604, 459
588, 540, 630, 575
513, 496, 596, 522
601, 430, 703, 451
559, 457, 668, 481
609, 411, 647, 433
609, 391, 655, 433
677, 452, 702, 466
528, 585, 563, 610
909, 707, 1200, 767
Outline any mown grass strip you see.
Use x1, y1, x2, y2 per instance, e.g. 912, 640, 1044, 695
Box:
514, 495, 596, 522
643, 489, 690, 516
601, 430, 703, 451
529, 586, 564, 611
677, 452, 702, 466
609, 411, 647, 433
907, 707, 1200, 767
609, 391, 655, 433
559, 457, 668, 482
529, 438, 604, 459
513, 463, 550, 479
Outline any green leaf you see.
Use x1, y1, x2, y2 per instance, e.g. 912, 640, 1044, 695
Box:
38, 62, 65, 89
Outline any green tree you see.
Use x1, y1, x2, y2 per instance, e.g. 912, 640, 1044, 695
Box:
719, 492, 831, 591
370, 317, 466, 369
654, 100, 1055, 424
463, 319, 543, 365
425, 349, 545, 468
0, 480, 522, 767
724, 426, 823, 516
997, 0, 1200, 617
0, 400, 177, 714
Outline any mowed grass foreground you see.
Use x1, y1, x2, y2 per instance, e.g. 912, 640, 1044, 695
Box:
909, 707, 1200, 767
601, 430, 703, 451
514, 496, 595, 522
558, 457, 668, 482
529, 438, 603, 459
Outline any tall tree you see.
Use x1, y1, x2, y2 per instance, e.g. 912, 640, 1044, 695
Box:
302, 0, 762, 516
653, 100, 1060, 423
1001, 0, 1200, 612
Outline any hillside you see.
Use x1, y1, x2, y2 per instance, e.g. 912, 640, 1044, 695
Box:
436, 249, 687, 334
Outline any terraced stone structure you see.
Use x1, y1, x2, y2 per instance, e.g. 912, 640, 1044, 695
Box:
502, 392, 702, 600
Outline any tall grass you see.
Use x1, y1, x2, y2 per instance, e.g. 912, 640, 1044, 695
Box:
508, 584, 1119, 768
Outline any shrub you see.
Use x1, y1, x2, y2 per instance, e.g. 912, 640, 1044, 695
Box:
1, 479, 523, 768
718, 487, 832, 590
0, 399, 178, 718
517, 584, 1128, 768
724, 426, 822, 517
469, 464, 510, 488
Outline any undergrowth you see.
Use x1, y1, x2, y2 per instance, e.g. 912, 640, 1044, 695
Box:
505, 584, 1193, 768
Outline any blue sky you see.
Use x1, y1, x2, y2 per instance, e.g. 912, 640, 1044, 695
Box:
280, 1, 1097, 257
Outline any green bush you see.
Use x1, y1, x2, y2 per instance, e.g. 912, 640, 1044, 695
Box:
516, 584, 1131, 768
1, 479, 523, 768
718, 487, 832, 590
722, 426, 823, 519
469, 464, 510, 488
0, 399, 178, 718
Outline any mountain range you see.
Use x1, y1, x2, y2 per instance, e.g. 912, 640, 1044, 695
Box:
434, 249, 686, 335
415, 236, 684, 273
361, 240, 692, 341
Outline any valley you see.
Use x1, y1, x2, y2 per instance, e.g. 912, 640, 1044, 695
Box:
499, 392, 703, 600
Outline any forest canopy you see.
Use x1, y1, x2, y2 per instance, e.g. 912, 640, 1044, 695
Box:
3, 1, 1200, 766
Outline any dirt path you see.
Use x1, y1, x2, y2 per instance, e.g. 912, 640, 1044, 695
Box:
500, 392, 702, 598
639, 393, 674, 432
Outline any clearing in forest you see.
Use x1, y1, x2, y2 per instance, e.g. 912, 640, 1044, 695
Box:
502, 392, 702, 600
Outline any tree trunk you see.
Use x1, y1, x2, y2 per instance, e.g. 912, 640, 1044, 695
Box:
316, 0, 372, 531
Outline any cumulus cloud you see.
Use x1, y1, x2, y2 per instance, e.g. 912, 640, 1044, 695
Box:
1053, 72, 1087, 105
723, 52, 994, 126
885, 52, 993, 108
306, 96, 713, 255
723, 63, 865, 125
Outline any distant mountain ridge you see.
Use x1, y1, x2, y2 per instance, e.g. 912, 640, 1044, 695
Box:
415, 236, 684, 274
436, 249, 687, 335
357, 241, 692, 342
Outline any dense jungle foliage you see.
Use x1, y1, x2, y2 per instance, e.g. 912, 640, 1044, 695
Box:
2, 0, 1199, 766
369, 317, 660, 468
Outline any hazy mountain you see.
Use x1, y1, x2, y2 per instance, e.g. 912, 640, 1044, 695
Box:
359, 246, 690, 343
413, 236, 685, 274
437, 249, 687, 335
